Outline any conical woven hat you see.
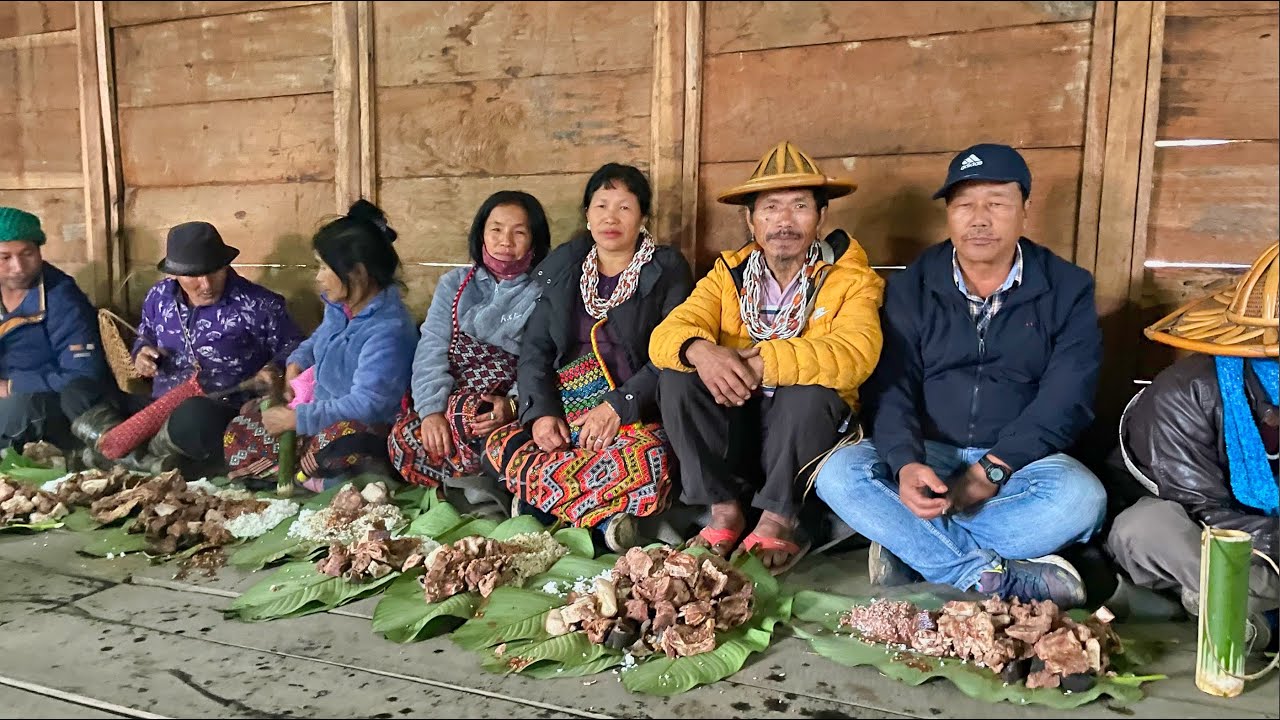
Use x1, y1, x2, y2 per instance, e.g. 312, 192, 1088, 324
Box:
717, 141, 857, 205
1145, 244, 1279, 358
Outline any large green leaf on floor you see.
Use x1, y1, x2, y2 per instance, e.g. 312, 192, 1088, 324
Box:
371, 568, 479, 644
405, 502, 467, 539
227, 520, 321, 571
552, 528, 594, 559
488, 514, 549, 541
60, 507, 101, 533
791, 589, 1164, 709
79, 523, 150, 557
226, 560, 399, 622
437, 517, 501, 544
0, 517, 64, 533
483, 632, 622, 678
451, 586, 565, 651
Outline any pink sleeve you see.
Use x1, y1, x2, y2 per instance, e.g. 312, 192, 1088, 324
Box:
288, 366, 317, 409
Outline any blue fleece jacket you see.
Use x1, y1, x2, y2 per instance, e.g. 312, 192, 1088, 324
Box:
288, 286, 418, 436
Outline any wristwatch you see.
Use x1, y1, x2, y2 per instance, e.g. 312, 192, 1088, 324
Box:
978, 456, 1012, 486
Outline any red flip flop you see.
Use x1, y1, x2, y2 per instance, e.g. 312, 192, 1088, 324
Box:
693, 526, 742, 557
738, 532, 811, 576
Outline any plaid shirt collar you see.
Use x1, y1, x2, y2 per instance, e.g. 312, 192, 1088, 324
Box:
953, 242, 1023, 329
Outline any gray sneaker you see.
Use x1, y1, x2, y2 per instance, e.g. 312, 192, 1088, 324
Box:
979, 554, 1087, 609
868, 542, 924, 587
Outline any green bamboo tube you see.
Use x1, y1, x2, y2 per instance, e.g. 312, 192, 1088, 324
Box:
260, 398, 296, 499
1196, 527, 1254, 697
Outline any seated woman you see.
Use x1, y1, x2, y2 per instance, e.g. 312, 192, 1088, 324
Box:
224, 201, 418, 491
388, 191, 550, 488
484, 163, 693, 551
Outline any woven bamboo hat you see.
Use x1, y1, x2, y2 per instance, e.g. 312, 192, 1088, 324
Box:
717, 141, 856, 205
1145, 244, 1279, 358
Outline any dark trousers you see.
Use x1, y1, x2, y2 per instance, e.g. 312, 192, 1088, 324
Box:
658, 370, 846, 518
0, 377, 105, 450
112, 391, 238, 463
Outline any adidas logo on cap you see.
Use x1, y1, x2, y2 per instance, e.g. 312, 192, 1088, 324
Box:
959, 154, 983, 170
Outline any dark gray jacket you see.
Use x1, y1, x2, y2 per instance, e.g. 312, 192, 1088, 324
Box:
1114, 354, 1278, 559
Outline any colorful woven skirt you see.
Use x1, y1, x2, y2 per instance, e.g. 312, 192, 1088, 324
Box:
482, 421, 673, 528
224, 407, 389, 489
387, 392, 493, 488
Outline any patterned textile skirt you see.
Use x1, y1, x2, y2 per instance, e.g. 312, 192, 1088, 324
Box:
224, 406, 390, 491
482, 421, 673, 528
387, 392, 493, 488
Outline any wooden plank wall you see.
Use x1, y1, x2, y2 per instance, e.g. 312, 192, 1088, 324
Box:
370, 1, 657, 318
695, 1, 1096, 273
2, 0, 1275, 395
107, 0, 336, 329
0, 3, 88, 289
1136, 0, 1280, 377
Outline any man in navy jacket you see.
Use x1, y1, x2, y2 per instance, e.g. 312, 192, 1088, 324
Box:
814, 145, 1107, 609
0, 207, 110, 450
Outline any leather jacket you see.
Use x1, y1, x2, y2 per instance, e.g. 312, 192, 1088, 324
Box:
1113, 354, 1278, 559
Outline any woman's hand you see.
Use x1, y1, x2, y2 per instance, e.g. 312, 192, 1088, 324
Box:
469, 394, 515, 438
134, 346, 162, 378
261, 406, 298, 436
419, 412, 453, 459
576, 402, 621, 452
283, 363, 304, 403
532, 416, 571, 453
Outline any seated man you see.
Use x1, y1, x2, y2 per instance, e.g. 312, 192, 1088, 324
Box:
1106, 245, 1277, 647
77, 221, 303, 472
650, 141, 885, 575
0, 207, 110, 450
814, 144, 1107, 608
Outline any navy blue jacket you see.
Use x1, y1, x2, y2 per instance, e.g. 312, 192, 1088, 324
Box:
867, 238, 1101, 476
0, 263, 109, 395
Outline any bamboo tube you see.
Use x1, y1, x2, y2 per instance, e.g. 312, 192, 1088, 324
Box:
1196, 528, 1280, 696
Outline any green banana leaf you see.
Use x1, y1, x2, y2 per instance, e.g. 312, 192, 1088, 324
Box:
226, 559, 399, 622
455, 546, 792, 697
227, 518, 322, 571
0, 517, 65, 533
371, 568, 479, 643
79, 523, 150, 557
791, 589, 1165, 709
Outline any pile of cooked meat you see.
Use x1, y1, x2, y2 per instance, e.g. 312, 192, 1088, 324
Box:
420, 532, 566, 601
840, 597, 1121, 690
316, 526, 430, 583
544, 547, 756, 659
89, 471, 268, 555
0, 479, 70, 525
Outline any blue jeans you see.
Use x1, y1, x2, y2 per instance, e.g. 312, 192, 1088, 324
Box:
813, 439, 1107, 591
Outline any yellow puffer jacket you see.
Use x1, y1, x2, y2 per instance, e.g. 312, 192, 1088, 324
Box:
649, 231, 885, 409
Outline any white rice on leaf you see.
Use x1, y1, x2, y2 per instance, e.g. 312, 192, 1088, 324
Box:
286, 504, 405, 545
185, 479, 220, 495
501, 531, 569, 587
224, 498, 301, 539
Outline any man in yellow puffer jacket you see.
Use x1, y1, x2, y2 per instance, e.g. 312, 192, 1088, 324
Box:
649, 141, 885, 575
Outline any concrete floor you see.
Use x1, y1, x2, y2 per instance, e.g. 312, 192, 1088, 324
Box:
0, 528, 1277, 719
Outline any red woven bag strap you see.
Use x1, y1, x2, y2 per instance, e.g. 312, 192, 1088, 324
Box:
450, 265, 479, 341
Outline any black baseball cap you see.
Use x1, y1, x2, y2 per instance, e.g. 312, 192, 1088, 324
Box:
933, 143, 1032, 200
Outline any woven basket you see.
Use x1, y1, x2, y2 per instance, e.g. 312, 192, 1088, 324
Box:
98, 308, 147, 393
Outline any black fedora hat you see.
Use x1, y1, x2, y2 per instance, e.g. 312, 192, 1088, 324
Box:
157, 222, 240, 276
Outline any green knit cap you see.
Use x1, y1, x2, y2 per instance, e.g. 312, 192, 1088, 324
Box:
0, 207, 45, 245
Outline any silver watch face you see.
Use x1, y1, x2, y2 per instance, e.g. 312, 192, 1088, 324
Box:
988, 466, 1006, 483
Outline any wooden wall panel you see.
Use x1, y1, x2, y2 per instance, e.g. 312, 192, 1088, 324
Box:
705, 1, 1093, 54
0, 187, 85, 262
1158, 13, 1279, 140
701, 21, 1092, 163
380, 174, 590, 264
113, 3, 333, 108
374, 1, 653, 86
377, 70, 651, 179
106, 1, 328, 27
697, 148, 1083, 271
0, 2, 77, 39
1166, 1, 1278, 16
121, 182, 335, 265
1146, 141, 1279, 265
0, 109, 81, 189
0, 37, 80, 112
119, 94, 334, 187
